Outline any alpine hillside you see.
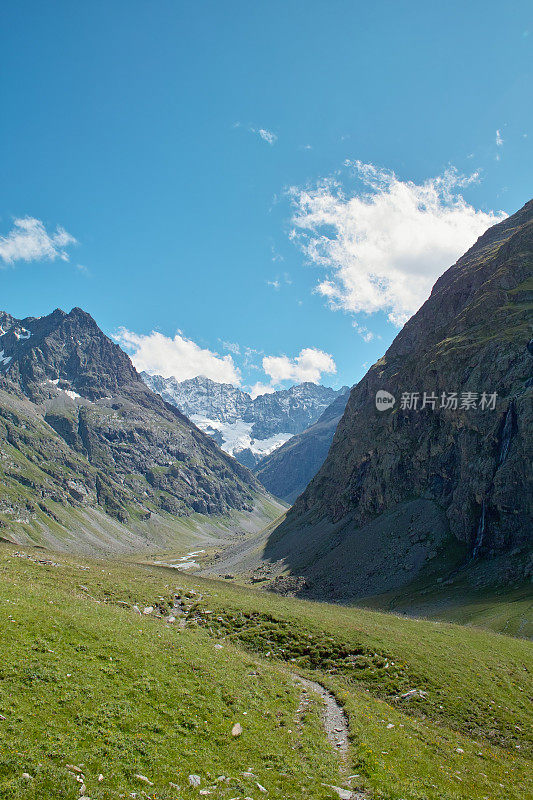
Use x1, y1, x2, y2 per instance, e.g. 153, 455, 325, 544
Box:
258, 200, 533, 601
0, 308, 281, 553
141, 373, 347, 468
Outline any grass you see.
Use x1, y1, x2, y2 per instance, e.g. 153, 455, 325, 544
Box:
0, 545, 531, 800
0, 549, 340, 800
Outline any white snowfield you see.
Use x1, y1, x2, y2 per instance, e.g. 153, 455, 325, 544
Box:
191, 414, 292, 459
0, 323, 32, 369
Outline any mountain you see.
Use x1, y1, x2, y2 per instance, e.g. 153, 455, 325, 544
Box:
0, 307, 280, 552
260, 200, 533, 600
141, 373, 348, 468
253, 389, 350, 503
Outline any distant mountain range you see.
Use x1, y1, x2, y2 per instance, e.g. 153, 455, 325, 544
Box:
253, 388, 350, 503
262, 199, 533, 601
0, 307, 280, 552
141, 373, 348, 467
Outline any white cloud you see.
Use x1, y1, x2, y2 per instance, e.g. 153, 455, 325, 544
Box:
248, 126, 277, 145
289, 162, 506, 326
267, 273, 291, 290
262, 347, 336, 385
256, 128, 277, 145
352, 321, 375, 342
271, 244, 284, 262
496, 129, 504, 147
233, 122, 277, 145
220, 339, 241, 355
242, 346, 262, 369
114, 328, 242, 385
0, 217, 77, 266
249, 382, 277, 399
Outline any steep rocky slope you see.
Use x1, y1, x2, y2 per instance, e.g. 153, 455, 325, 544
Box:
263, 200, 533, 600
0, 308, 278, 550
142, 373, 347, 467
253, 389, 350, 503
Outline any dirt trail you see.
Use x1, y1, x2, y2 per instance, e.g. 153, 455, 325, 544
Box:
117, 588, 371, 798
293, 675, 350, 756
292, 674, 370, 800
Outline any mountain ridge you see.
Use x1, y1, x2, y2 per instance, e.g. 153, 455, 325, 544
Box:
142, 372, 348, 467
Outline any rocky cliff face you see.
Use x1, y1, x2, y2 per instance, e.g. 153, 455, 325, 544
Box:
265, 200, 533, 599
0, 308, 265, 540
141, 373, 347, 467
253, 390, 350, 503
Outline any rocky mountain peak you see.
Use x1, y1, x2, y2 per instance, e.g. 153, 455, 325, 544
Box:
0, 306, 140, 402
0, 305, 273, 539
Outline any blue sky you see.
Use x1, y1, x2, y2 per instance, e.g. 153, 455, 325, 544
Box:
1, 1, 531, 394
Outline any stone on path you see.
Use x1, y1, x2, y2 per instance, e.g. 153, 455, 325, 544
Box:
322, 785, 353, 800
134, 773, 153, 785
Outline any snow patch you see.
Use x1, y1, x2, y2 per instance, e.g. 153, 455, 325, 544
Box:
0, 350, 12, 368
45, 379, 82, 400
152, 549, 205, 571
14, 328, 31, 341
191, 415, 292, 458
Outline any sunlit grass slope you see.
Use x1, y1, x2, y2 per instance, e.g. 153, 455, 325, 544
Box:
0, 545, 531, 800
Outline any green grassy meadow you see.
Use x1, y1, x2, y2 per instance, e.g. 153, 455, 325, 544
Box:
0, 545, 531, 800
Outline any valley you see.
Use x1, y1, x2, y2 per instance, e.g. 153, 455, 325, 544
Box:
0, 204, 531, 800
2, 7, 532, 800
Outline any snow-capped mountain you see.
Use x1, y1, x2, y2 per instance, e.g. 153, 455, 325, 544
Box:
141, 373, 348, 467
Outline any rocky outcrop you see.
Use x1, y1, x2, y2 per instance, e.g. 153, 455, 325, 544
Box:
265, 200, 533, 599
253, 390, 350, 503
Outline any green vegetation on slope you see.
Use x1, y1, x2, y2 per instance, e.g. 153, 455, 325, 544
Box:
0, 545, 531, 800
0, 549, 340, 800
